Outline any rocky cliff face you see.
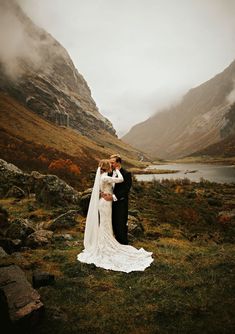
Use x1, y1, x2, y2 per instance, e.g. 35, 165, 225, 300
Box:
123, 59, 235, 159
0, 0, 115, 136
221, 102, 235, 139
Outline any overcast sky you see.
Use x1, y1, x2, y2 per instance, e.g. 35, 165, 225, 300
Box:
20, 0, 235, 136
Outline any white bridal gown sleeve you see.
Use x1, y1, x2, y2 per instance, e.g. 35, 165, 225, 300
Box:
77, 168, 154, 273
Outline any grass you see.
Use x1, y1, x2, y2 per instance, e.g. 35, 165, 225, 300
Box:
1, 178, 235, 333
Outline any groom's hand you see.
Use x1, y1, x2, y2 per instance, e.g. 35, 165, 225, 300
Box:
101, 193, 113, 201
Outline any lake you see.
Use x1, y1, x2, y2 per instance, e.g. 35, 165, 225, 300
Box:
135, 163, 235, 184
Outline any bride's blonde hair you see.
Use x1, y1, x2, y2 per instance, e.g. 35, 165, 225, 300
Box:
99, 159, 111, 172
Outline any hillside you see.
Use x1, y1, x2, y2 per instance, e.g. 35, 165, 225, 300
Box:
190, 134, 235, 159
123, 59, 235, 159
0, 92, 142, 189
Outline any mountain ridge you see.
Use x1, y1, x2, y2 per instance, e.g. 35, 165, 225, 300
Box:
123, 59, 235, 159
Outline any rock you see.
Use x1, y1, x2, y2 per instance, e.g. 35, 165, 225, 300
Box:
6, 185, 26, 199
0, 205, 9, 228
128, 215, 144, 238
0, 247, 8, 258
6, 218, 35, 241
218, 209, 235, 224
0, 159, 30, 198
80, 188, 92, 215
31, 171, 80, 207
25, 230, 53, 248
53, 233, 73, 241
50, 210, 79, 231
32, 271, 55, 288
128, 209, 141, 218
0, 264, 44, 330
47, 306, 68, 322
0, 237, 22, 254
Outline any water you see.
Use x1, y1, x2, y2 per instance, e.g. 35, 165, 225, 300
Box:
135, 163, 235, 184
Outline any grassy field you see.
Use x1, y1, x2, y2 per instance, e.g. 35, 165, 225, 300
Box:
1, 178, 235, 334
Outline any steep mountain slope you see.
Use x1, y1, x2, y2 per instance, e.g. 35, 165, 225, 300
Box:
189, 102, 235, 158
190, 134, 235, 158
0, 92, 141, 189
123, 60, 235, 159
0, 0, 114, 136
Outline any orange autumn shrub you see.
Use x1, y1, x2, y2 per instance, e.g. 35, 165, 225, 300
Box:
48, 159, 80, 176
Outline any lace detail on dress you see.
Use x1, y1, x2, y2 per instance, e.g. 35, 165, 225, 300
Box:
77, 172, 154, 272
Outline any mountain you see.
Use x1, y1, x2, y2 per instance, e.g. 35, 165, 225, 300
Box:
188, 102, 235, 158
122, 59, 235, 159
0, 0, 144, 188
0, 0, 114, 136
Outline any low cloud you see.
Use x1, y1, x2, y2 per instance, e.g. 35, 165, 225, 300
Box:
0, 0, 55, 80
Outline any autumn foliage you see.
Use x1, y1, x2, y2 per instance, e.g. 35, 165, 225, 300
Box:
48, 159, 80, 176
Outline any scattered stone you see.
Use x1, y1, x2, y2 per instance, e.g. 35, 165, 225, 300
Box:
50, 210, 79, 231
6, 218, 35, 241
25, 230, 53, 248
6, 185, 26, 199
32, 271, 55, 288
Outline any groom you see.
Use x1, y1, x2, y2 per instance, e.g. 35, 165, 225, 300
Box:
103, 154, 132, 245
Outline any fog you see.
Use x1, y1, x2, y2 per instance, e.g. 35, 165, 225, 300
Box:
9, 1, 235, 135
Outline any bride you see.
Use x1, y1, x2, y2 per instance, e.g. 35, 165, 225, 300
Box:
77, 159, 154, 273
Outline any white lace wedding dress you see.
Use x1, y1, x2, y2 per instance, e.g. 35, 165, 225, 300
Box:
77, 168, 154, 273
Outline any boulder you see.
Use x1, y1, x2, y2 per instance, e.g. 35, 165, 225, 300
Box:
25, 230, 53, 248
128, 215, 144, 239
6, 185, 26, 199
31, 171, 80, 207
0, 159, 30, 198
6, 218, 35, 241
0, 264, 44, 330
49, 210, 79, 231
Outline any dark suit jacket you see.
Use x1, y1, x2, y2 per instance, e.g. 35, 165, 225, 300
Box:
113, 168, 132, 200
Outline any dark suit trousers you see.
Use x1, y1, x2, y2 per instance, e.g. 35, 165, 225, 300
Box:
112, 198, 128, 245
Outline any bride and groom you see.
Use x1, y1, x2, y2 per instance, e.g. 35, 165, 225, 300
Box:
77, 154, 153, 273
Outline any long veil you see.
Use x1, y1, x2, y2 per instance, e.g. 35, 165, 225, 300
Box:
84, 167, 101, 251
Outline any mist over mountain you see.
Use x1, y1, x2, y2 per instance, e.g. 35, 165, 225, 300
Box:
122, 59, 235, 159
0, 0, 115, 136
0, 0, 142, 185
